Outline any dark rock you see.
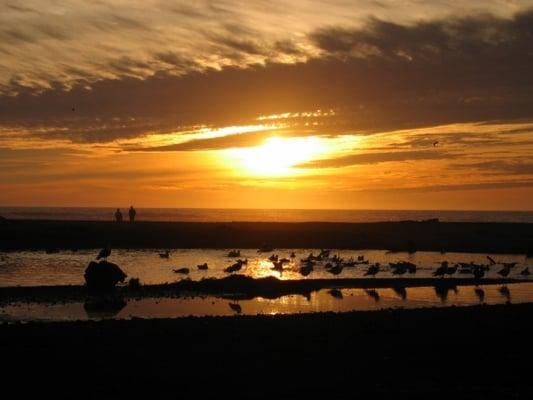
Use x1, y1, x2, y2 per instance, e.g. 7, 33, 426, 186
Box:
84, 260, 127, 289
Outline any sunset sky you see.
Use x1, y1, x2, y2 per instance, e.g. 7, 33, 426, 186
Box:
1, 0, 533, 210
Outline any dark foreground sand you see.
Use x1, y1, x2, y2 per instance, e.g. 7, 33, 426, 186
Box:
1, 219, 533, 254
2, 303, 532, 399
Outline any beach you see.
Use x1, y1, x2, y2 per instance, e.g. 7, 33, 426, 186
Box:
2, 218, 533, 397
2, 303, 533, 398
1, 219, 533, 254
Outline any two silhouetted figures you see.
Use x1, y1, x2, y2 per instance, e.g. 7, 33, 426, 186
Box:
115, 206, 136, 222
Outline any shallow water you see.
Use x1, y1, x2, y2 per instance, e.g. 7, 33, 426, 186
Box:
1, 283, 531, 322
0, 248, 531, 287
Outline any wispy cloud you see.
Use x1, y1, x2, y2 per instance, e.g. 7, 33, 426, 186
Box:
298, 150, 453, 168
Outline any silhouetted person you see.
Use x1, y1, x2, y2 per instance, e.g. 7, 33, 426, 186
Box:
115, 208, 123, 223
129, 206, 136, 222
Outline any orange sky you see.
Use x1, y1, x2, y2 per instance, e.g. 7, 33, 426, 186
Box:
1, 1, 533, 210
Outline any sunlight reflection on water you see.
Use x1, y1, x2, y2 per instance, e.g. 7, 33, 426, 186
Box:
1, 283, 533, 322
0, 248, 531, 287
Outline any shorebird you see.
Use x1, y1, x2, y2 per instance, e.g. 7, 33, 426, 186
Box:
225, 259, 246, 273
290, 252, 296, 258
272, 261, 284, 271
445, 264, 458, 277
328, 264, 343, 275
197, 263, 208, 270
227, 250, 240, 258
472, 266, 485, 279
96, 245, 111, 261
391, 263, 407, 276
433, 261, 448, 277
159, 250, 170, 259
319, 249, 330, 258
299, 261, 314, 276
520, 267, 530, 276
498, 265, 511, 278
364, 264, 380, 277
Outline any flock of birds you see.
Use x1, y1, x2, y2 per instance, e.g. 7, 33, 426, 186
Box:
85, 245, 531, 314
130, 247, 533, 280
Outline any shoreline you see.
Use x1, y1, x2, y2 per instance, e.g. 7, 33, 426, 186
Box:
0, 275, 528, 305
1, 219, 533, 254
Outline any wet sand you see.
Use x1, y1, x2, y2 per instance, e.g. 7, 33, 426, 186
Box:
1, 219, 533, 254
2, 303, 533, 398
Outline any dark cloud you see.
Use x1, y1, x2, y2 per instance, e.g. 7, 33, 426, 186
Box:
454, 160, 533, 175
298, 150, 454, 168
359, 180, 533, 193
1, 10, 532, 143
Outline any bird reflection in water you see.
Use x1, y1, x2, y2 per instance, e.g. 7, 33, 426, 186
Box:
229, 302, 242, 314
365, 289, 380, 303
434, 284, 457, 303
84, 296, 126, 319
393, 286, 407, 301
328, 289, 343, 300
474, 287, 485, 303
499, 286, 511, 303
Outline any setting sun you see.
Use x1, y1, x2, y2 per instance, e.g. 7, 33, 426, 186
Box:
227, 136, 323, 176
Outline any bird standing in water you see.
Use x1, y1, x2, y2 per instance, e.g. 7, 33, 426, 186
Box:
96, 245, 111, 261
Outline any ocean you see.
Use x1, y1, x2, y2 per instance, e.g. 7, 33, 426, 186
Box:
1, 207, 533, 223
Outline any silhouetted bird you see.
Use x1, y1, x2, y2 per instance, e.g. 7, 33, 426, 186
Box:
197, 263, 208, 270
364, 264, 380, 277
225, 260, 245, 273
96, 246, 111, 261
299, 262, 314, 276
272, 261, 284, 271
328, 264, 343, 275
520, 267, 530, 276
498, 266, 511, 278
473, 266, 485, 279
433, 261, 448, 277
159, 250, 170, 259
227, 250, 240, 258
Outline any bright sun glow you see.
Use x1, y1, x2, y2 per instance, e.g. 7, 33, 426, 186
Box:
228, 136, 323, 176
